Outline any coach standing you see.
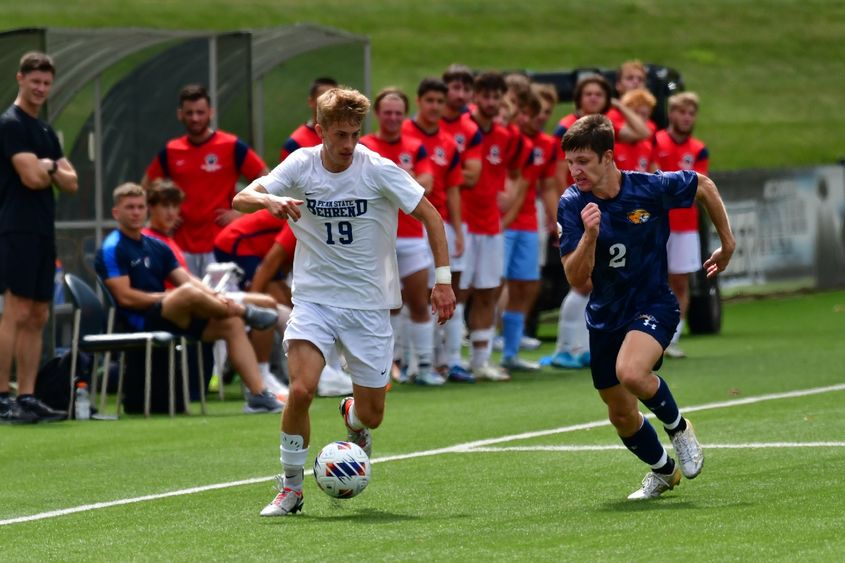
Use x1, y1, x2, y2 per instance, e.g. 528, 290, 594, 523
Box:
0, 52, 78, 423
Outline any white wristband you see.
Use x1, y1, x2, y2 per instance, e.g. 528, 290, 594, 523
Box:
434, 266, 452, 285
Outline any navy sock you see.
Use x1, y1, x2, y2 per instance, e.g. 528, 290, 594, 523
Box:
641, 376, 686, 434
620, 418, 667, 466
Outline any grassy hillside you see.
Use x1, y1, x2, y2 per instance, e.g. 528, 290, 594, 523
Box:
4, 0, 845, 170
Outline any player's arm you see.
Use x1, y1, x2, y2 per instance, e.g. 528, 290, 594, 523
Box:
51, 158, 78, 194
11, 153, 57, 191
562, 202, 600, 288
233, 181, 304, 221
104, 275, 166, 310
500, 173, 528, 229
694, 173, 736, 278
251, 243, 286, 293
462, 157, 481, 188
610, 98, 650, 143
540, 177, 562, 232
444, 185, 464, 257
416, 172, 434, 195
410, 197, 456, 324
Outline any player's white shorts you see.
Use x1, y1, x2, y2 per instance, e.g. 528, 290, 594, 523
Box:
537, 201, 551, 267
460, 232, 504, 290
396, 237, 432, 279
667, 231, 702, 274
444, 222, 468, 272
284, 301, 392, 388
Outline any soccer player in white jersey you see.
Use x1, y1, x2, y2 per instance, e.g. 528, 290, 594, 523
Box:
233, 87, 456, 517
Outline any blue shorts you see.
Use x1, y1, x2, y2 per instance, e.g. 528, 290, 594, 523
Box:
503, 229, 540, 281
588, 304, 679, 390
213, 248, 281, 290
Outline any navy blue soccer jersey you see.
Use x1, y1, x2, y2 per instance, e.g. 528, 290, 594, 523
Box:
558, 170, 698, 331
95, 230, 179, 330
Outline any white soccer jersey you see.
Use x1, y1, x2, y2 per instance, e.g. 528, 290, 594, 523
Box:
259, 144, 425, 310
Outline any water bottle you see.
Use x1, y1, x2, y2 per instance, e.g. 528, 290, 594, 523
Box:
75, 381, 91, 420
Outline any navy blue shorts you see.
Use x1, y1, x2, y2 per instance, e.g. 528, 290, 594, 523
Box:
0, 233, 56, 301
588, 304, 679, 390
144, 301, 209, 341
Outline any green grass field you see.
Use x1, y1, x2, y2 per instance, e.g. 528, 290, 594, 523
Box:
1, 291, 844, 560
4, 0, 845, 170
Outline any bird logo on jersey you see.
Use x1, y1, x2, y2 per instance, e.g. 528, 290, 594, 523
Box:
487, 145, 502, 166
398, 152, 414, 171
626, 209, 651, 224
201, 153, 222, 173
432, 146, 448, 167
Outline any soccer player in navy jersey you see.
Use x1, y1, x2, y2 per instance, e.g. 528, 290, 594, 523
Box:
558, 114, 735, 500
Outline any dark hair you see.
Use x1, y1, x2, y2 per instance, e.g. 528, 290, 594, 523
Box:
442, 64, 474, 87
573, 74, 612, 114
561, 114, 615, 156
309, 77, 338, 98
417, 77, 448, 98
373, 87, 409, 113
178, 84, 211, 107
474, 71, 507, 95
147, 179, 185, 207
19, 51, 55, 75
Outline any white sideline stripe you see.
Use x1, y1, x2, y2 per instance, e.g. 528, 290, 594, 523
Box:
467, 442, 845, 453
2, 382, 843, 527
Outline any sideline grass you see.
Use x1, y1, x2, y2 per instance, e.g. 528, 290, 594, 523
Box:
4, 0, 845, 170
1, 291, 844, 560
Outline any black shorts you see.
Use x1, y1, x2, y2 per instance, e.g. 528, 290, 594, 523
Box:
0, 233, 56, 301
143, 301, 209, 341
588, 303, 679, 390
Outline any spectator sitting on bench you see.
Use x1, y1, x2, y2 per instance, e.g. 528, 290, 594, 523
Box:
95, 182, 284, 414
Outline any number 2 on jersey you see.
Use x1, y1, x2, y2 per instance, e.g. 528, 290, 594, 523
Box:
609, 243, 627, 268
325, 221, 353, 245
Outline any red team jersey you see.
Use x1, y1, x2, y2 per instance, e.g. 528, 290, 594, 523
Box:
509, 131, 557, 232
652, 130, 709, 232
279, 123, 322, 162
440, 112, 484, 167
614, 138, 653, 172
213, 209, 287, 256
401, 119, 463, 222
466, 118, 529, 235
145, 131, 267, 254
359, 133, 432, 238
606, 107, 657, 136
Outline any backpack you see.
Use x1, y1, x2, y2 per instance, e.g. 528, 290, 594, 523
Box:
34, 349, 92, 414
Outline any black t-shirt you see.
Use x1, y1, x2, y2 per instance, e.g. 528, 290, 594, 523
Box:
0, 104, 64, 236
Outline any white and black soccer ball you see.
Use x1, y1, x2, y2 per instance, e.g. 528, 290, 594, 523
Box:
313, 441, 371, 498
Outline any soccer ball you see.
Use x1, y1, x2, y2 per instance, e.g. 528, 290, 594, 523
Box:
313, 441, 371, 498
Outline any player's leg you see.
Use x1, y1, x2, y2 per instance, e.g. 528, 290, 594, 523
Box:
240, 291, 287, 398
466, 234, 508, 381
403, 266, 441, 386
666, 231, 701, 358
445, 223, 472, 382
501, 230, 541, 371
551, 282, 591, 369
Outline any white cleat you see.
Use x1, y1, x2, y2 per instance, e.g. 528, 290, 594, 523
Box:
472, 363, 511, 382
259, 477, 304, 516
664, 343, 686, 359
627, 467, 682, 500
671, 420, 704, 479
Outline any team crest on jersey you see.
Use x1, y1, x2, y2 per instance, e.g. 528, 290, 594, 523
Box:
432, 146, 448, 167
637, 157, 649, 172
487, 145, 502, 165
532, 147, 545, 166
681, 153, 695, 170
626, 209, 651, 224
201, 153, 222, 172
398, 152, 414, 171
454, 134, 466, 151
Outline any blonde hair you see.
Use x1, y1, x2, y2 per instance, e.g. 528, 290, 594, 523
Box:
617, 59, 646, 79
621, 88, 657, 111
533, 83, 558, 106
316, 87, 370, 128
668, 91, 700, 113
112, 182, 146, 205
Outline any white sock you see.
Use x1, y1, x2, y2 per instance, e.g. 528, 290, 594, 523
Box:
259, 362, 271, 378
671, 319, 685, 345
445, 303, 465, 367
409, 319, 435, 371
281, 433, 308, 491
389, 313, 405, 364
469, 328, 493, 368
558, 290, 589, 354
344, 400, 365, 431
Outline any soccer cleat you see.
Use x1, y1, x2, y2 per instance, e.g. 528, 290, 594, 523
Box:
670, 420, 704, 479
243, 389, 284, 414
520, 336, 542, 350
15, 395, 67, 422
414, 369, 446, 386
260, 477, 304, 517
492, 335, 505, 351
447, 364, 476, 383
664, 343, 686, 359
243, 304, 280, 331
339, 397, 372, 456
0, 396, 37, 424
627, 467, 682, 500
578, 350, 591, 367
262, 372, 289, 402
500, 356, 541, 372
550, 351, 583, 369
472, 363, 511, 382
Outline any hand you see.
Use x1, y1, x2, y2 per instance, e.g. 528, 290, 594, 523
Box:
215, 208, 242, 227
453, 232, 465, 258
430, 283, 456, 325
267, 195, 304, 221
703, 246, 733, 278
581, 202, 601, 238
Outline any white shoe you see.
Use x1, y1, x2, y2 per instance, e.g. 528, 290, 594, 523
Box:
414, 369, 447, 386
664, 343, 686, 358
670, 420, 704, 479
500, 356, 540, 372
259, 476, 304, 516
262, 372, 289, 401
472, 363, 511, 382
520, 336, 542, 350
627, 467, 681, 500
492, 336, 504, 351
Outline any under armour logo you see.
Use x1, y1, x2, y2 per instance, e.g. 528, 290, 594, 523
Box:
638, 314, 657, 330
